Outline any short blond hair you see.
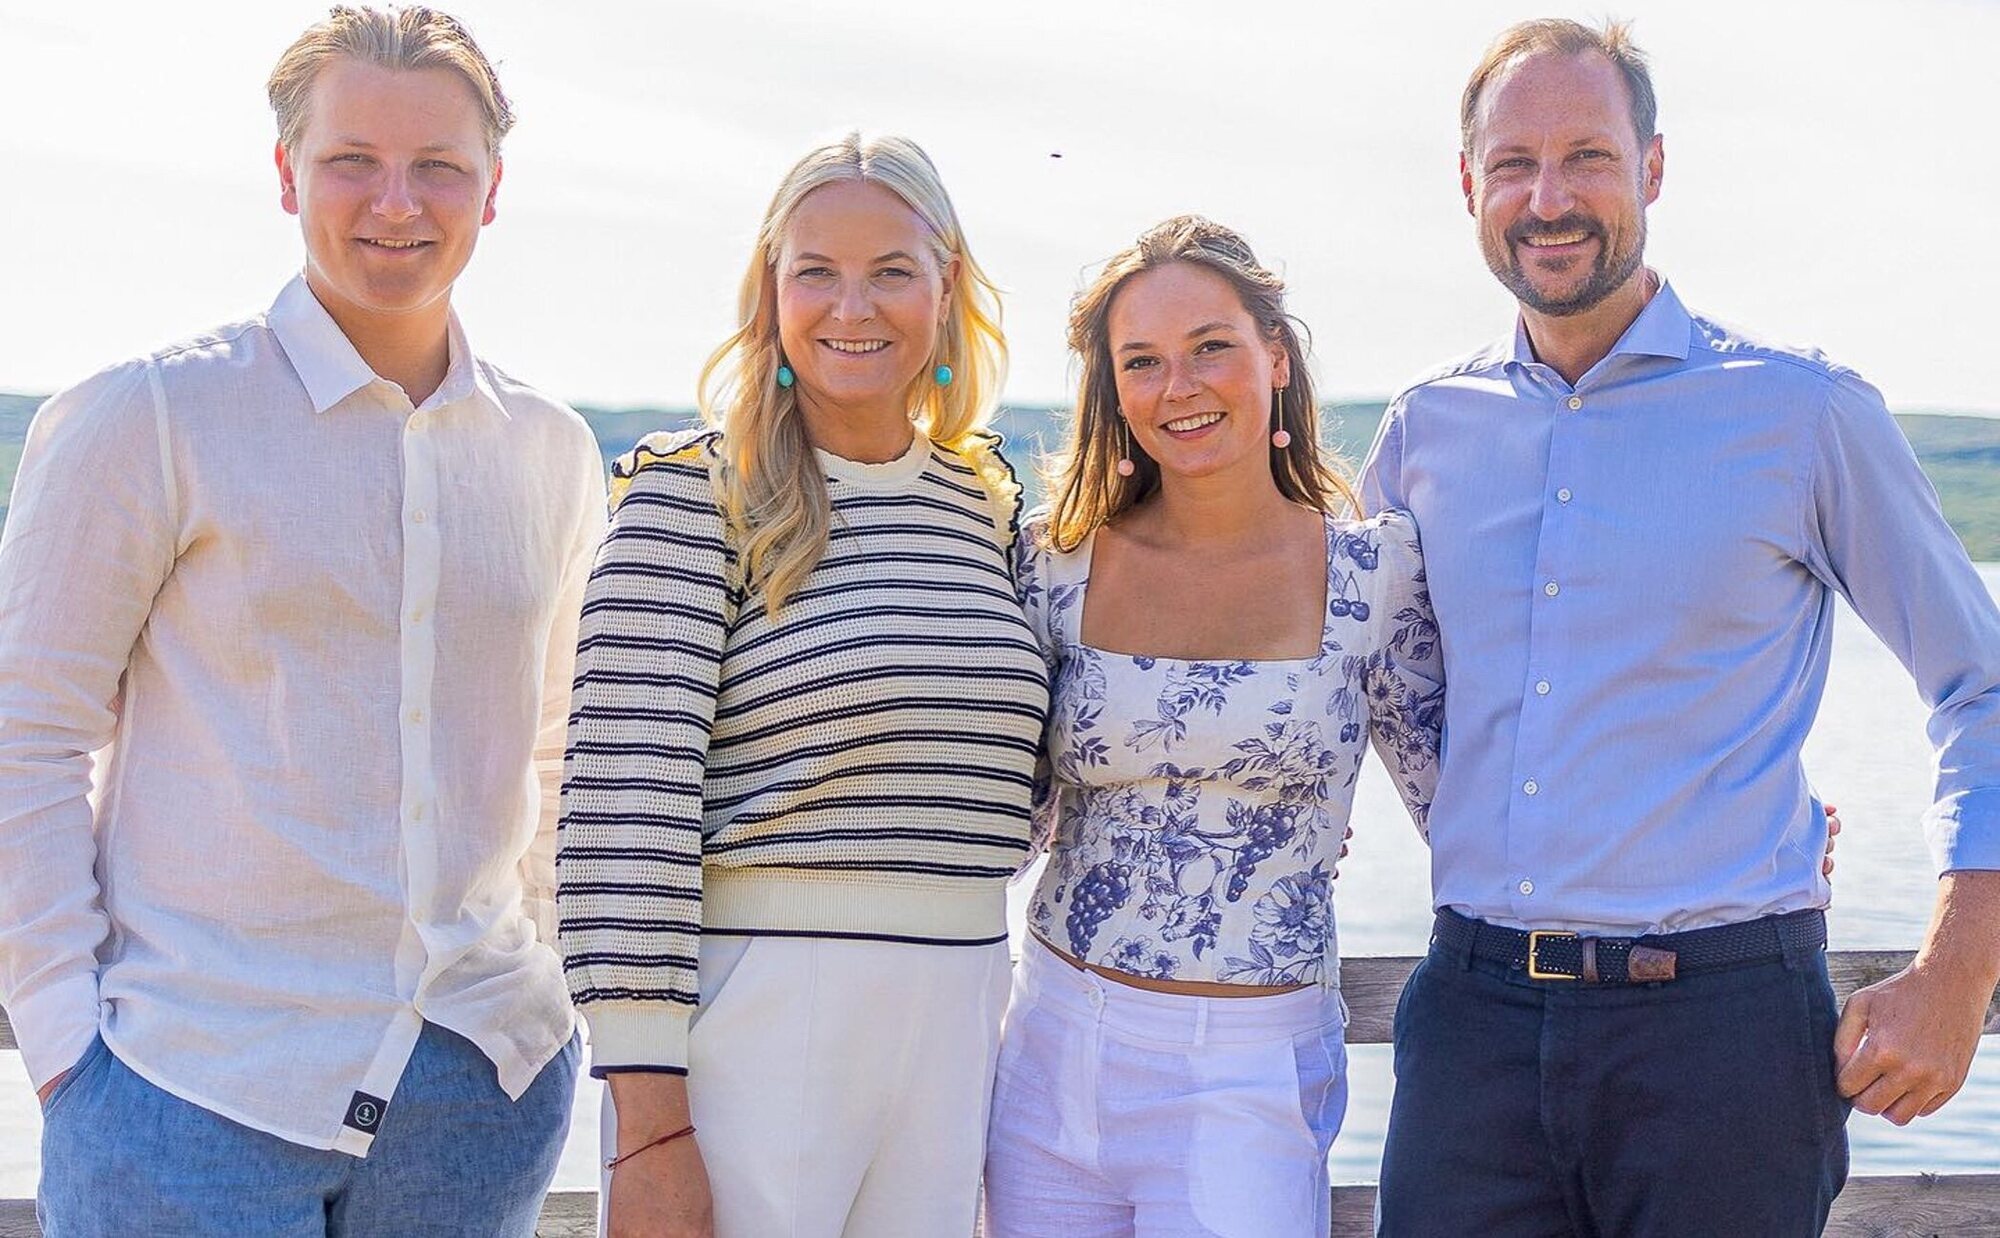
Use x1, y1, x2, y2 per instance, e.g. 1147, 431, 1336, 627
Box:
267, 5, 514, 156
1461, 18, 1656, 154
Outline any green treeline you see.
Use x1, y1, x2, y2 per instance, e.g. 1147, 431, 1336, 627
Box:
3, 393, 1996, 560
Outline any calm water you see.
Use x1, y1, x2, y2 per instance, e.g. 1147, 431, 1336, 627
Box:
4, 566, 1997, 1193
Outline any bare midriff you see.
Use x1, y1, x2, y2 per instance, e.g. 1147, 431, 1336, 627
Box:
1032, 932, 1310, 998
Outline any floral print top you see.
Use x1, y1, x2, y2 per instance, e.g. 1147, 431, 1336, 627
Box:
1020, 509, 1444, 987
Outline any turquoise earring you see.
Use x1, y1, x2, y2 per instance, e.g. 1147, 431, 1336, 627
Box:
776, 363, 795, 389
934, 364, 954, 388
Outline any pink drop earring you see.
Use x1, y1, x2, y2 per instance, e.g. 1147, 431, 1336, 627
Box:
1115, 417, 1136, 477
1270, 388, 1292, 449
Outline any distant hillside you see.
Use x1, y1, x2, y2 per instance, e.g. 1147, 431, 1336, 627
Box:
3, 391, 1996, 559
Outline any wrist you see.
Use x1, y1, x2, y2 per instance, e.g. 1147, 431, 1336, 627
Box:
607, 1070, 693, 1141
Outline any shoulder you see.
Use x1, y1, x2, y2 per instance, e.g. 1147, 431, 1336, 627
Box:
477, 360, 598, 446
936, 429, 1027, 547
1386, 339, 1514, 413
1682, 308, 1849, 390
1329, 507, 1424, 586
608, 425, 722, 512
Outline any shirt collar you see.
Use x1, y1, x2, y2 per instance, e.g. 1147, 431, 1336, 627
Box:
1507, 271, 1694, 370
266, 275, 506, 419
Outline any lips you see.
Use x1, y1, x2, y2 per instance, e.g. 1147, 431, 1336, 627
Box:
821, 339, 890, 355
359, 237, 435, 251
1162, 411, 1225, 434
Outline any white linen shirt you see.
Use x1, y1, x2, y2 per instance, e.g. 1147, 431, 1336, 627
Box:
0, 277, 607, 1154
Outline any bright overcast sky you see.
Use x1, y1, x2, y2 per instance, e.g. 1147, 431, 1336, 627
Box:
1, 0, 1995, 411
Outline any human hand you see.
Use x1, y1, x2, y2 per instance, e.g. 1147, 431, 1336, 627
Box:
606, 1130, 714, 1238
605, 1072, 712, 1237
36, 1070, 68, 1109
1823, 804, 1841, 878
1833, 871, 2000, 1125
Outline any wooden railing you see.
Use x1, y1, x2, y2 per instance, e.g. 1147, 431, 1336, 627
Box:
4, 951, 1998, 1237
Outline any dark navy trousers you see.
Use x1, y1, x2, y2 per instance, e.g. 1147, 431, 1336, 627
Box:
1377, 925, 1850, 1237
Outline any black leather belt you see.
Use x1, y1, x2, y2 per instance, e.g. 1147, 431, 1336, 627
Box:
1432, 907, 1826, 984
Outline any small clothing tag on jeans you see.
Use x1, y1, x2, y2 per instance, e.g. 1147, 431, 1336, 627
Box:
344, 1091, 389, 1134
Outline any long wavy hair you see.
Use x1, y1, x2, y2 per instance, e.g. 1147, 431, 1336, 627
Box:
698, 132, 1009, 611
1042, 215, 1358, 552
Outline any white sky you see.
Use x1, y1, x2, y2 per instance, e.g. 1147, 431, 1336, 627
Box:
1, 0, 1995, 411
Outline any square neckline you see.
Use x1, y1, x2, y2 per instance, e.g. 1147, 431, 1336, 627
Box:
1064, 513, 1341, 669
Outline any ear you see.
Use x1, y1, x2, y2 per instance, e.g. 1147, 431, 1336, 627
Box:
482, 156, 503, 226
1641, 133, 1664, 206
1460, 150, 1476, 218
937, 254, 960, 325
276, 141, 301, 216
1269, 338, 1292, 391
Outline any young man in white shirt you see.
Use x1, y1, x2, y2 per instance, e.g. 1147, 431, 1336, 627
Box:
0, 7, 606, 1233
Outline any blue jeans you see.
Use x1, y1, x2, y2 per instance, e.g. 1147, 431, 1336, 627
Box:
1377, 923, 1849, 1237
38, 1022, 578, 1237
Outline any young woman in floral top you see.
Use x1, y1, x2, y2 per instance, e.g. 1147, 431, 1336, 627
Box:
980, 216, 1445, 1237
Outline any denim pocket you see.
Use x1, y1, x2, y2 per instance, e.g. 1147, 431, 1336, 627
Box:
38, 1034, 109, 1118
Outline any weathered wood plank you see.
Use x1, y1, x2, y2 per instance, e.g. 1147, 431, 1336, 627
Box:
7, 1177, 2000, 1236
4, 951, 1997, 1053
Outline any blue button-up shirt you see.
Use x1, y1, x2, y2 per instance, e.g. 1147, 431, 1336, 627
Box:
1360, 279, 2000, 934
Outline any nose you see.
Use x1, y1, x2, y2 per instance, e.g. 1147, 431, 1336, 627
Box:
371, 168, 422, 223
1527, 162, 1574, 220
1161, 355, 1201, 403
833, 277, 876, 324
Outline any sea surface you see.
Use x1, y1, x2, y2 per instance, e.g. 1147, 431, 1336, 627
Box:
4, 566, 1998, 1195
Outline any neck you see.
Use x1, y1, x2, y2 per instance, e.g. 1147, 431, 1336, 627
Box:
305, 274, 454, 406
798, 395, 917, 464
1140, 456, 1301, 550
1520, 266, 1657, 386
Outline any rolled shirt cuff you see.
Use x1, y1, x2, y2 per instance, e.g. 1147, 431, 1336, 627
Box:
10, 970, 101, 1091
581, 1000, 691, 1076
1927, 787, 2000, 874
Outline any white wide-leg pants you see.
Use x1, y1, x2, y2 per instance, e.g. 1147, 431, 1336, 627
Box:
983, 934, 1347, 1238
599, 934, 1012, 1238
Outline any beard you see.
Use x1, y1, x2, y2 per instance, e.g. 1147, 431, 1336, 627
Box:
1483, 211, 1646, 317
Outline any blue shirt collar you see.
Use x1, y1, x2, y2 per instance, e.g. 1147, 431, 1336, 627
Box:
1507, 272, 1694, 373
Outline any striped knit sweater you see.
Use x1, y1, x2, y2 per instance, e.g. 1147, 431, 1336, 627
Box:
558, 427, 1048, 1074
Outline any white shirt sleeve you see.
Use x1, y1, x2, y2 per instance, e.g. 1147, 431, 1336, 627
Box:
0, 358, 179, 1088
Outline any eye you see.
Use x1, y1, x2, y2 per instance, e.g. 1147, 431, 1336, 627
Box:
793, 265, 836, 281
1571, 148, 1612, 163
873, 266, 917, 285
329, 153, 373, 166
1120, 355, 1158, 372
1491, 156, 1532, 173
1195, 339, 1234, 354
420, 159, 466, 173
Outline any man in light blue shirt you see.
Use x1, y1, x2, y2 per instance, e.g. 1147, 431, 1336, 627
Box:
1364, 18, 2000, 1235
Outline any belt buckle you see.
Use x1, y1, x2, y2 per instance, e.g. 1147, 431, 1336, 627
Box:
1526, 930, 1579, 980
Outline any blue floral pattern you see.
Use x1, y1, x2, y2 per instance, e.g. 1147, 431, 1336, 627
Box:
1019, 510, 1444, 987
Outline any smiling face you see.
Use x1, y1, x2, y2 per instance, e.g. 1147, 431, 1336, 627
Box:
277, 57, 499, 339
1107, 261, 1290, 486
1463, 49, 1661, 317
775, 179, 955, 425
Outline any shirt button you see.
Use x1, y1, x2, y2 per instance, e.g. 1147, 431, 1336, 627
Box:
1519, 879, 1536, 896
409, 608, 426, 624
1535, 680, 1552, 696
409, 708, 425, 724
410, 803, 426, 822
1523, 779, 1540, 796
409, 413, 426, 432
1566, 396, 1583, 411
1557, 487, 1573, 503
1544, 581, 1560, 597
412, 509, 429, 525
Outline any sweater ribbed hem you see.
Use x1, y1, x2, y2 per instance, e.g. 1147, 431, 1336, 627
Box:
703, 867, 1008, 943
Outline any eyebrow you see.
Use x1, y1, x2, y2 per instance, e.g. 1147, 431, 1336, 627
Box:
326, 138, 470, 154
1117, 321, 1240, 353
1485, 135, 1618, 158
792, 250, 922, 265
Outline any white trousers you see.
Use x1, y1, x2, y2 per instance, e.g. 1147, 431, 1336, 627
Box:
599, 934, 1012, 1238
982, 935, 1347, 1238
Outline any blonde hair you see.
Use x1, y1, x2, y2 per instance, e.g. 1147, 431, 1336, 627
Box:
1043, 215, 1357, 553
267, 5, 514, 157
1461, 18, 1656, 154
698, 132, 1009, 612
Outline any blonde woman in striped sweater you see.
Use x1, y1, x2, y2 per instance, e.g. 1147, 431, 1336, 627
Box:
556, 133, 1047, 1238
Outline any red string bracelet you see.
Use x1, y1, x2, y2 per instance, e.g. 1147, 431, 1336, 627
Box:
604, 1123, 696, 1172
